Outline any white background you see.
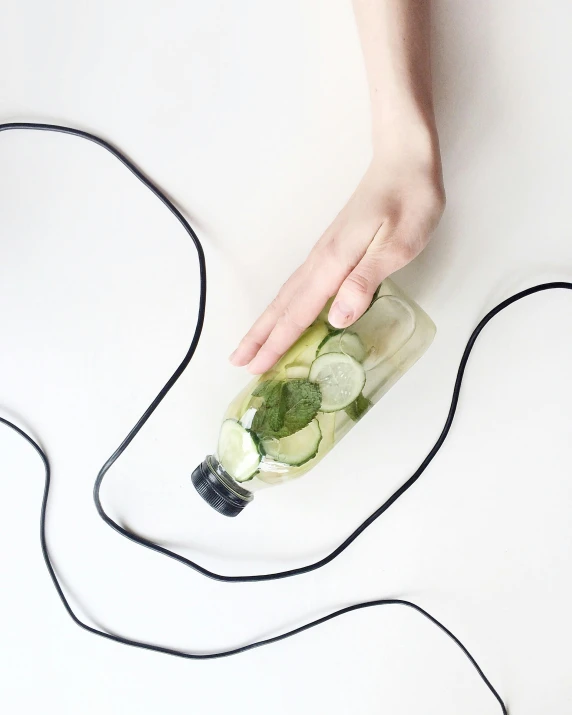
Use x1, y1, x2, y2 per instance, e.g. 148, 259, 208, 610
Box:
1, 1, 572, 713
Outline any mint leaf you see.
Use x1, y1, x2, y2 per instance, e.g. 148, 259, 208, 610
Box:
251, 379, 321, 439
252, 380, 281, 399
280, 380, 321, 437
345, 392, 372, 422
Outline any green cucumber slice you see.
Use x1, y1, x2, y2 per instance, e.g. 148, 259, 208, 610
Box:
345, 392, 372, 421
316, 330, 366, 363
317, 412, 336, 453
217, 419, 261, 482
262, 419, 322, 466
309, 352, 366, 412
285, 363, 310, 379
240, 407, 257, 430
353, 294, 416, 371
273, 321, 329, 372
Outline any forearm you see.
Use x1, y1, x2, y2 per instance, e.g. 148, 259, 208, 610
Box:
352, 0, 438, 158
231, 0, 444, 373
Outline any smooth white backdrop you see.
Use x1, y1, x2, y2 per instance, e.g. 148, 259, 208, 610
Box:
1, 1, 572, 713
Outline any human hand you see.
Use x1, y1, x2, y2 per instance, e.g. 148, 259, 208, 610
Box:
230, 136, 444, 375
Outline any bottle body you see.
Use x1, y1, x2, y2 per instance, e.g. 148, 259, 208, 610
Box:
192, 279, 435, 515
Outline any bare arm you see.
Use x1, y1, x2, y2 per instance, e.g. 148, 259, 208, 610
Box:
231, 0, 444, 374
353, 0, 438, 154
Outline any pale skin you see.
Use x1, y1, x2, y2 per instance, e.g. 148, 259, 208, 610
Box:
230, 0, 445, 375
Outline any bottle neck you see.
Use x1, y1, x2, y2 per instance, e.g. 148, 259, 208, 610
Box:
208, 456, 255, 497
191, 455, 253, 517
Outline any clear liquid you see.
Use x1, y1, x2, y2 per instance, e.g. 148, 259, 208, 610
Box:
219, 280, 435, 491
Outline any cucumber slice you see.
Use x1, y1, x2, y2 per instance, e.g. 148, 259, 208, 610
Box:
217, 419, 261, 482
285, 363, 310, 379
262, 419, 322, 466
316, 330, 366, 363
309, 353, 366, 412
317, 412, 336, 454
345, 392, 372, 421
352, 294, 416, 371
274, 321, 329, 372
240, 407, 257, 430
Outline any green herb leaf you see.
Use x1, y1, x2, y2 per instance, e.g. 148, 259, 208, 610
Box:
252, 380, 281, 399
345, 392, 372, 422
280, 380, 322, 437
252, 379, 321, 439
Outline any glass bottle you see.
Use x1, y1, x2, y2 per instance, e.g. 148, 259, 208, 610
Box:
192, 279, 435, 516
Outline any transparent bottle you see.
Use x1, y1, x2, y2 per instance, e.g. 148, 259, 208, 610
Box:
192, 279, 435, 516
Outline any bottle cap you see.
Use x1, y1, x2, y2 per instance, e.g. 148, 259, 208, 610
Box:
191, 457, 253, 517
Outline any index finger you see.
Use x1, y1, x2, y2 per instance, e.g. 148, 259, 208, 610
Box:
246, 259, 346, 374
230, 266, 305, 367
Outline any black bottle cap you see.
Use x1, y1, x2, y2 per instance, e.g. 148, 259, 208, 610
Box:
191, 457, 253, 517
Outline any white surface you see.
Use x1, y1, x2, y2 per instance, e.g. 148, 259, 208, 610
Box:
1, 1, 572, 713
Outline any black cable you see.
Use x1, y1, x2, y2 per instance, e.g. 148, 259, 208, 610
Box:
7, 121, 563, 714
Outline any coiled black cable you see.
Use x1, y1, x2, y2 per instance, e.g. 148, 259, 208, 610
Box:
6, 121, 565, 714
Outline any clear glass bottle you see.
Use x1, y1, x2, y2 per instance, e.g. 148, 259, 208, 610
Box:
192, 279, 435, 516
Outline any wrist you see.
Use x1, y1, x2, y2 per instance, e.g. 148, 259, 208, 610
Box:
371, 105, 441, 172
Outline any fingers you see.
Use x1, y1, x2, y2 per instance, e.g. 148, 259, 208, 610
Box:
328, 226, 418, 329
229, 267, 306, 367
246, 256, 346, 374
231, 187, 439, 374
245, 311, 311, 375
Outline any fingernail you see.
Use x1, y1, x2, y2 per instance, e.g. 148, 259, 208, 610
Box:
329, 301, 354, 328
229, 350, 238, 364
